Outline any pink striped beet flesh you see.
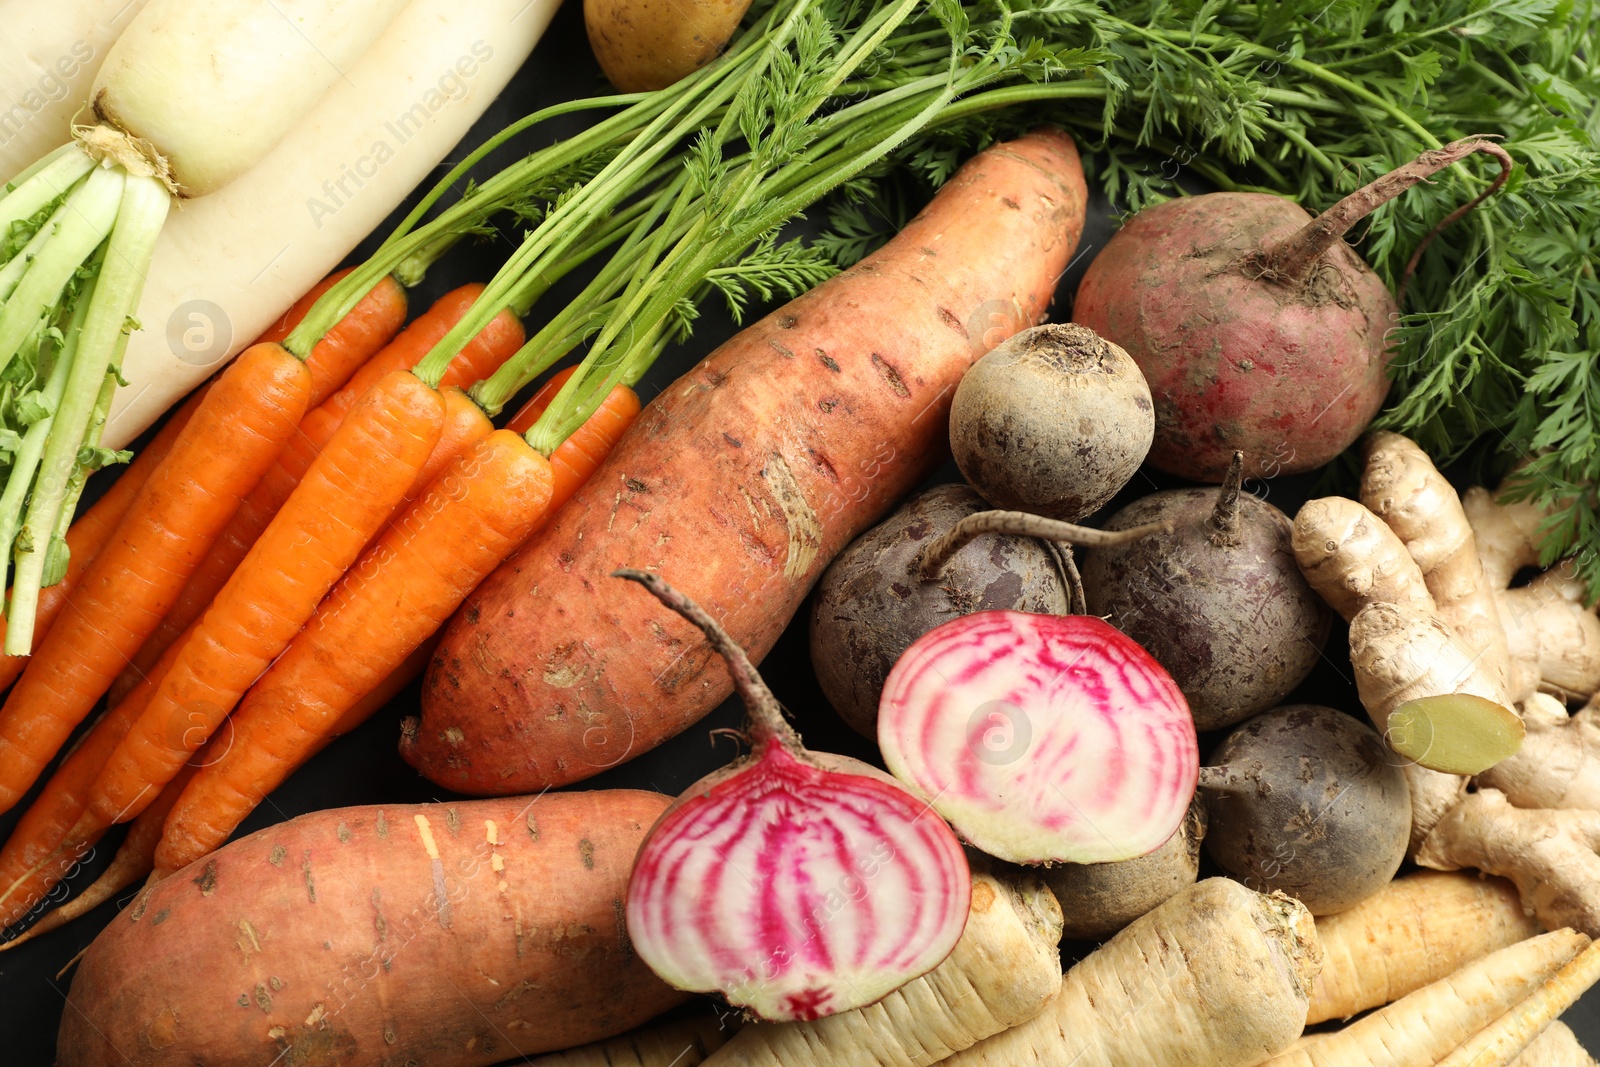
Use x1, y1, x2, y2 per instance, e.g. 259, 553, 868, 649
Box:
878, 610, 1199, 865
625, 743, 971, 1023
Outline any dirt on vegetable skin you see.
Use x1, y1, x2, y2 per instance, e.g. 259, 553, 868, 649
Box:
809, 483, 1069, 737
948, 322, 1153, 522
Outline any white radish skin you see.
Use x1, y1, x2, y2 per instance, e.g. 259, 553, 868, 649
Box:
89, 0, 411, 197
0, 0, 148, 177
102, 0, 561, 448
940, 879, 1321, 1067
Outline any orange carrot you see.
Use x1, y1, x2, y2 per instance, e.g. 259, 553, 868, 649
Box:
82, 371, 444, 832
0, 624, 194, 924
0, 345, 312, 812
506, 365, 578, 434
107, 289, 522, 704
155, 430, 553, 874
0, 384, 207, 694
401, 387, 494, 507
261, 269, 409, 407
2, 758, 201, 947
510, 375, 643, 514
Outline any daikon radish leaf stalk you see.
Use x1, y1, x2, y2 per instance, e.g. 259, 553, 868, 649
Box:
878, 609, 1199, 866
0, 0, 411, 653
613, 569, 971, 1024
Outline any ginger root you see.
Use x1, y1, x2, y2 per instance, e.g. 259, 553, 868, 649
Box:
1417, 789, 1600, 937
1292, 496, 1435, 623
1362, 430, 1512, 690
1480, 695, 1600, 812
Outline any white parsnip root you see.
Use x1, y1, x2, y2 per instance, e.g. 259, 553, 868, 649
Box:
526, 1014, 740, 1067
939, 878, 1321, 1067
1307, 870, 1541, 1024
1437, 942, 1600, 1067
1262, 929, 1590, 1067
1509, 1021, 1600, 1067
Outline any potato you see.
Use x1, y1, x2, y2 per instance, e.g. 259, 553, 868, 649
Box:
58, 791, 687, 1067
585, 0, 752, 92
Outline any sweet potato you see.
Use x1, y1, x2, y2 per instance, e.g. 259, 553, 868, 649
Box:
57, 790, 686, 1066
408, 128, 1090, 793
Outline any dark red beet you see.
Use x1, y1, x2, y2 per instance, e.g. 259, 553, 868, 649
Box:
1073, 138, 1512, 482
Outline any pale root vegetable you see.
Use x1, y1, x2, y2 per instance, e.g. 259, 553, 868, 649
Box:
86, 0, 411, 197
1072, 139, 1511, 482
1481, 695, 1600, 811
1082, 452, 1333, 731
1292, 495, 1521, 776
57, 791, 689, 1067
411, 129, 1089, 793
938, 878, 1322, 1067
1292, 496, 1436, 623
1260, 928, 1590, 1067
878, 609, 1199, 865
1361, 430, 1512, 690
1435, 942, 1600, 1067
1417, 789, 1600, 938
1200, 705, 1410, 915
585, 0, 753, 92
527, 1015, 740, 1067
1043, 795, 1205, 941
617, 571, 971, 1023
1463, 482, 1559, 590
1307, 870, 1542, 1024
101, 0, 563, 450
697, 870, 1065, 1067
1348, 601, 1524, 774
1509, 1022, 1599, 1067
1498, 569, 1600, 704
0, 0, 147, 176
809, 484, 1068, 737
948, 323, 1153, 522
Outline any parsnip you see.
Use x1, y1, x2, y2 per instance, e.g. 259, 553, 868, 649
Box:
1437, 942, 1600, 1067
1510, 1022, 1599, 1067
1261, 929, 1589, 1067
938, 879, 1321, 1067
102, 0, 562, 449
0, 0, 147, 176
527, 1014, 739, 1067
1307, 870, 1542, 1024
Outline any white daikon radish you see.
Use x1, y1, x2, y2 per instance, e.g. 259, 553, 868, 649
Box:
88, 0, 411, 197
104, 0, 563, 450
0, 0, 412, 652
0, 0, 149, 177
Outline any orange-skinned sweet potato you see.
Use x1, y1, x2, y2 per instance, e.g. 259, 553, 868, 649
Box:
407, 127, 1090, 794
58, 790, 684, 1067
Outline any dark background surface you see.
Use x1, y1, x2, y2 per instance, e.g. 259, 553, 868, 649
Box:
3, 2, 1596, 1061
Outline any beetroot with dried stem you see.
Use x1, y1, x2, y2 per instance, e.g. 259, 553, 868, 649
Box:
1081, 452, 1334, 732
810, 487, 1167, 737
948, 323, 1154, 521
877, 609, 1199, 866
615, 569, 971, 1024
1073, 138, 1513, 482
1200, 704, 1411, 916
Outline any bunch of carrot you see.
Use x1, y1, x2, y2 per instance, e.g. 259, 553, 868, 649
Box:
0, 266, 641, 936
